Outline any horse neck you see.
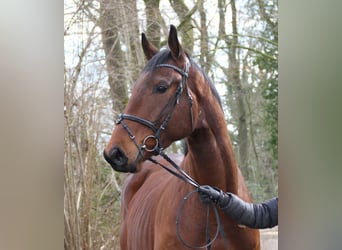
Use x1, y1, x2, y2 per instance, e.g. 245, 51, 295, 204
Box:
185, 91, 238, 194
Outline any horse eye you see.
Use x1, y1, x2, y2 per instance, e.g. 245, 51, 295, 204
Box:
155, 85, 168, 93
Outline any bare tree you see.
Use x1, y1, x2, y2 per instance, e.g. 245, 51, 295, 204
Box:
65, 1, 122, 249
144, 0, 164, 46
124, 0, 146, 84
228, 0, 249, 178
215, 0, 250, 178
99, 0, 128, 113
169, 0, 195, 53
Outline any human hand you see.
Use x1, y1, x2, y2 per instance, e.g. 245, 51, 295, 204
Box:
198, 185, 223, 204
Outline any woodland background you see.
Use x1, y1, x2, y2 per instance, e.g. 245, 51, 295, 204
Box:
64, 0, 278, 249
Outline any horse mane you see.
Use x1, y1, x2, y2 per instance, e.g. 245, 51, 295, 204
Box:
189, 57, 223, 110
143, 48, 223, 110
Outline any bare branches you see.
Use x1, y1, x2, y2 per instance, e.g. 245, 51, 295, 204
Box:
64, 1, 121, 249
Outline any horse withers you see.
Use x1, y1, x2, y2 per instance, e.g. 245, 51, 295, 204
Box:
104, 25, 260, 249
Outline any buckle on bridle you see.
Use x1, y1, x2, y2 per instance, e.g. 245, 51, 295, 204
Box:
142, 135, 159, 152
115, 115, 122, 125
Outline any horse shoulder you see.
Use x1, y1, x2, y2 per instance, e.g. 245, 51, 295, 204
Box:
121, 163, 157, 216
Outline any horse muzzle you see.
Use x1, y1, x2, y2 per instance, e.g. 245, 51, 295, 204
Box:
103, 147, 137, 173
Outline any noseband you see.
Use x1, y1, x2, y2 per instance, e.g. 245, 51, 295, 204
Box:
115, 59, 193, 155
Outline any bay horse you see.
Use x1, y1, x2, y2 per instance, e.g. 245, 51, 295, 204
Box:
104, 25, 260, 249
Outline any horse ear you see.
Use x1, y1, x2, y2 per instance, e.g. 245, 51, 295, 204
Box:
168, 25, 183, 60
142, 33, 159, 60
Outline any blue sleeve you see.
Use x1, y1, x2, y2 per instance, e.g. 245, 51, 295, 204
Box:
220, 195, 278, 229
253, 197, 278, 228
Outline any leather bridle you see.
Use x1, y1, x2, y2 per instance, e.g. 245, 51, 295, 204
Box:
115, 58, 193, 158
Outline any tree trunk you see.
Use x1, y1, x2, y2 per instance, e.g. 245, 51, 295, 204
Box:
122, 0, 145, 88
144, 0, 162, 47
198, 0, 209, 72
169, 0, 194, 53
99, 0, 128, 113
227, 0, 249, 178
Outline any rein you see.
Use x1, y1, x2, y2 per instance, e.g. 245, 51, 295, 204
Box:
175, 190, 222, 249
151, 151, 228, 249
115, 60, 228, 249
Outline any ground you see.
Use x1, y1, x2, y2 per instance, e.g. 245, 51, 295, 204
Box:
260, 226, 278, 250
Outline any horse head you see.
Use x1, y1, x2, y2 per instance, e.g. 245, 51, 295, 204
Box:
104, 25, 201, 173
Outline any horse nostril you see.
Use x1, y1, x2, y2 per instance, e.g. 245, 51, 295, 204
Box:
103, 147, 128, 167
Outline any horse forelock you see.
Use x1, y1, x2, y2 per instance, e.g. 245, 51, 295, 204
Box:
143, 48, 171, 73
